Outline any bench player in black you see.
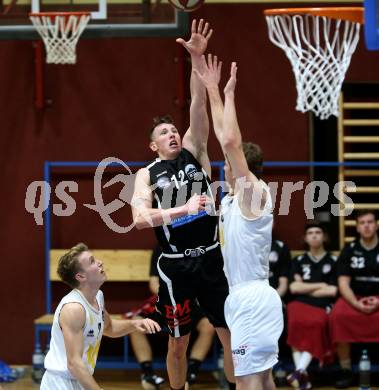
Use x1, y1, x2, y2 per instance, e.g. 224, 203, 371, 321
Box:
287, 221, 338, 390
131, 20, 234, 390
269, 238, 291, 299
330, 210, 379, 388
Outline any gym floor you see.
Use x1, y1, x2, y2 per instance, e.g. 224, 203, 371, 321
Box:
0, 369, 372, 390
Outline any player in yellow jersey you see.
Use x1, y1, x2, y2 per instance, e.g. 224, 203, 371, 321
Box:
41, 243, 160, 390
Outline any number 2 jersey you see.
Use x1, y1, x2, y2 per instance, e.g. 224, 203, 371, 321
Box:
147, 148, 218, 253
291, 252, 338, 308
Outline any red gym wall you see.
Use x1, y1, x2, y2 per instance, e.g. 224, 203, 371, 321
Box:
0, 3, 378, 363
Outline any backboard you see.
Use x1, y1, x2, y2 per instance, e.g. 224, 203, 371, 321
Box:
0, 0, 188, 39
365, 0, 379, 49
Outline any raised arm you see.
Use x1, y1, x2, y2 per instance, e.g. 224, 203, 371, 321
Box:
103, 310, 160, 338
222, 63, 267, 215
195, 54, 224, 147
178, 19, 213, 174
131, 168, 210, 229
222, 63, 249, 180
60, 303, 102, 390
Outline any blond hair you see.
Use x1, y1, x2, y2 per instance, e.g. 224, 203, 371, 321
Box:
57, 243, 88, 288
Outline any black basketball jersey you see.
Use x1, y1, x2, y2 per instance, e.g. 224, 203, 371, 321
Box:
291, 252, 338, 308
337, 239, 379, 296
150, 246, 161, 277
147, 148, 218, 253
268, 239, 291, 289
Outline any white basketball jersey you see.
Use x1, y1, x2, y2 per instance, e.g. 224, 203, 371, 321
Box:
44, 289, 105, 378
220, 181, 273, 287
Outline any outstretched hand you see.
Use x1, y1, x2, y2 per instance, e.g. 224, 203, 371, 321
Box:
193, 54, 222, 89
224, 62, 238, 95
176, 19, 213, 57
133, 318, 161, 334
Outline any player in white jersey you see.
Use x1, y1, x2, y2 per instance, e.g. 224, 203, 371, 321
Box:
195, 55, 284, 389
40, 243, 160, 390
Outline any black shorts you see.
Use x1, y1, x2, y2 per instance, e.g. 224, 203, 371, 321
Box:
155, 246, 229, 337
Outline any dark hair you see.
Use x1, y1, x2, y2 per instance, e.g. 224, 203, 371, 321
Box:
304, 220, 329, 249
149, 115, 174, 140
57, 243, 88, 288
242, 142, 263, 179
304, 220, 326, 234
355, 209, 377, 222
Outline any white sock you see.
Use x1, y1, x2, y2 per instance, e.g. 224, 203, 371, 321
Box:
292, 351, 302, 370
298, 351, 313, 371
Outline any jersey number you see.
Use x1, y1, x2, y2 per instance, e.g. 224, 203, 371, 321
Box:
171, 170, 188, 189
350, 256, 365, 269
301, 264, 311, 280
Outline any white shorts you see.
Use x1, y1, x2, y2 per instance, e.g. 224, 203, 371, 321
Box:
40, 370, 84, 390
225, 279, 284, 376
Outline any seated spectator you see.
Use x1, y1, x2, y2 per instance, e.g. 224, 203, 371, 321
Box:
128, 246, 216, 389
269, 237, 291, 299
330, 210, 379, 388
287, 221, 338, 390
269, 236, 291, 386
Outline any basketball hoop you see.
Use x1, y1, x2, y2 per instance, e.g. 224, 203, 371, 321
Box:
29, 12, 91, 64
264, 7, 364, 119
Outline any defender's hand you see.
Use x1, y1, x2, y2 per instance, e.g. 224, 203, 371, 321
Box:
194, 54, 222, 89
176, 19, 213, 57
224, 62, 238, 96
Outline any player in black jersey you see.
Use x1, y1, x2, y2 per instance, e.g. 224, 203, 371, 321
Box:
269, 238, 291, 386
287, 221, 338, 390
128, 246, 216, 389
131, 19, 234, 390
330, 210, 379, 388
269, 239, 291, 299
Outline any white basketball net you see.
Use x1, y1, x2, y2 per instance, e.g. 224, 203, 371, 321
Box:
265, 14, 361, 119
30, 13, 91, 64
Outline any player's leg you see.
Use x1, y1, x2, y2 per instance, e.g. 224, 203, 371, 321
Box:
236, 368, 275, 390
335, 342, 353, 388
215, 327, 235, 383
129, 316, 165, 389
197, 250, 235, 384
155, 256, 197, 389
41, 370, 82, 390
190, 316, 215, 361
167, 333, 191, 389
187, 315, 215, 385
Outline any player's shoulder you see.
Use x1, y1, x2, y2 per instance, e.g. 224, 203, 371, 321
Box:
295, 254, 305, 262
349, 240, 358, 249
60, 301, 86, 321
59, 302, 86, 331
274, 239, 284, 248
97, 289, 105, 304
145, 158, 161, 171
135, 167, 151, 182
341, 240, 357, 254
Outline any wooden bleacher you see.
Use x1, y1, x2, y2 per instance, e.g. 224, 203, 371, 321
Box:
49, 249, 153, 281
34, 250, 157, 369
34, 248, 344, 370
35, 249, 220, 370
